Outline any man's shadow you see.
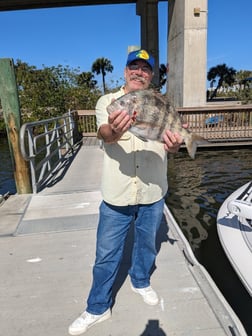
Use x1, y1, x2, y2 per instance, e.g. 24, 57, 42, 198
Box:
111, 213, 177, 305
140, 319, 166, 336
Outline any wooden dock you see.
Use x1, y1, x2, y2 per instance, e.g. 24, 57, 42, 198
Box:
0, 143, 247, 336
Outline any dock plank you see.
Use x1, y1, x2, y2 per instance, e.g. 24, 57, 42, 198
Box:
0, 144, 247, 336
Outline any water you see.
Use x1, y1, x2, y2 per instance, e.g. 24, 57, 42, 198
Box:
0, 137, 16, 195
166, 147, 252, 334
1, 138, 252, 333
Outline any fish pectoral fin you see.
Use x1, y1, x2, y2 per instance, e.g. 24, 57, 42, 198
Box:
129, 125, 149, 142
135, 134, 148, 142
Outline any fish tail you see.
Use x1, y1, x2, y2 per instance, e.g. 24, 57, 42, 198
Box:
185, 134, 209, 159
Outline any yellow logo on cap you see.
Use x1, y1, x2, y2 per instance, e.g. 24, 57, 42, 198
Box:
136, 50, 149, 60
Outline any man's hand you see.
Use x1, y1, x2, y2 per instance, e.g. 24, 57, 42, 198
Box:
163, 130, 183, 153
108, 110, 132, 135
98, 110, 132, 143
162, 124, 188, 153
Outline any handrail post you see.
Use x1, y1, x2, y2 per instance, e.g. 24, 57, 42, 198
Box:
68, 110, 74, 147
0, 58, 32, 194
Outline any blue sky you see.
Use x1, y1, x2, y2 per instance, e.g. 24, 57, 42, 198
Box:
0, 1, 251, 89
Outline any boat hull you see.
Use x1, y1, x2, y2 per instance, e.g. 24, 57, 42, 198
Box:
217, 181, 252, 296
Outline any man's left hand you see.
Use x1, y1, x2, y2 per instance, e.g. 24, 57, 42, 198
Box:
163, 129, 184, 153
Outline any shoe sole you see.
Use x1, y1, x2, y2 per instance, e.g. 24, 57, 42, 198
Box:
69, 311, 111, 335
131, 285, 159, 305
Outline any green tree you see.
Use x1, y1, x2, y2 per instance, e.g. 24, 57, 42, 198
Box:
0, 59, 104, 133
235, 70, 252, 84
234, 70, 252, 104
77, 71, 97, 89
207, 63, 236, 99
14, 61, 97, 121
15, 59, 36, 90
92, 58, 113, 94
15, 61, 64, 120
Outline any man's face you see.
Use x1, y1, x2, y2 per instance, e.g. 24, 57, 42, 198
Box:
124, 60, 153, 93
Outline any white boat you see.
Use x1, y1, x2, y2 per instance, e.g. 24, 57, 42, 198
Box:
217, 181, 252, 296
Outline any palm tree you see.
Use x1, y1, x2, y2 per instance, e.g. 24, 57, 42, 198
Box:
159, 63, 168, 90
77, 71, 97, 89
92, 58, 113, 94
207, 63, 236, 99
235, 70, 252, 86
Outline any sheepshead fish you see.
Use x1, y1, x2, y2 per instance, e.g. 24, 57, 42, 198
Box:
107, 89, 208, 159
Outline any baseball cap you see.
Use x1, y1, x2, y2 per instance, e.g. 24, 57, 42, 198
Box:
126, 49, 155, 70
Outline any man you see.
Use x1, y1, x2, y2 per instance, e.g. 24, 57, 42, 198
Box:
69, 49, 183, 335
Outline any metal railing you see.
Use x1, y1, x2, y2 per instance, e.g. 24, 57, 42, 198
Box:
20, 110, 80, 193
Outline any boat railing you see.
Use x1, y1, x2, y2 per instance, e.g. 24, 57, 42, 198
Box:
227, 181, 252, 220
228, 199, 252, 220
20, 110, 80, 193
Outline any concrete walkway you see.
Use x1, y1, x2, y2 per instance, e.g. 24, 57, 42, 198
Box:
0, 143, 247, 336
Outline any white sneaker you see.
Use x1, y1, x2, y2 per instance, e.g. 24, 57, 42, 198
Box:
131, 284, 159, 305
68, 309, 111, 335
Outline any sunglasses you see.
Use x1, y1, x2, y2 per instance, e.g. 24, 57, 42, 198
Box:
127, 63, 152, 74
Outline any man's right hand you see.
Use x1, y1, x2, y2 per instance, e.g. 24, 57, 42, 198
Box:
108, 110, 132, 135
98, 110, 132, 143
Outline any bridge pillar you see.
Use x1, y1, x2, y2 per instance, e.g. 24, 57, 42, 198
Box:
167, 0, 208, 107
136, 0, 160, 87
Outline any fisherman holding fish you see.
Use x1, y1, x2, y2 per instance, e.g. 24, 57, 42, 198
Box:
69, 49, 185, 335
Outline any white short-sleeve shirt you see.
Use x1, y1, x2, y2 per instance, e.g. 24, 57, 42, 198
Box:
96, 87, 168, 206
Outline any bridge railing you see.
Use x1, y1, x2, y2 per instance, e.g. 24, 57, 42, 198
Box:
76, 105, 252, 144
178, 104, 252, 143
20, 110, 80, 193
19, 105, 252, 193
77, 110, 97, 136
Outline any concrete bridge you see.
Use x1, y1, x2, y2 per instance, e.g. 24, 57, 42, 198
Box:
0, 0, 208, 107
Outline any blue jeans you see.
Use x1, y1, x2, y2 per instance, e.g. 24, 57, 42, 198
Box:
86, 198, 165, 315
